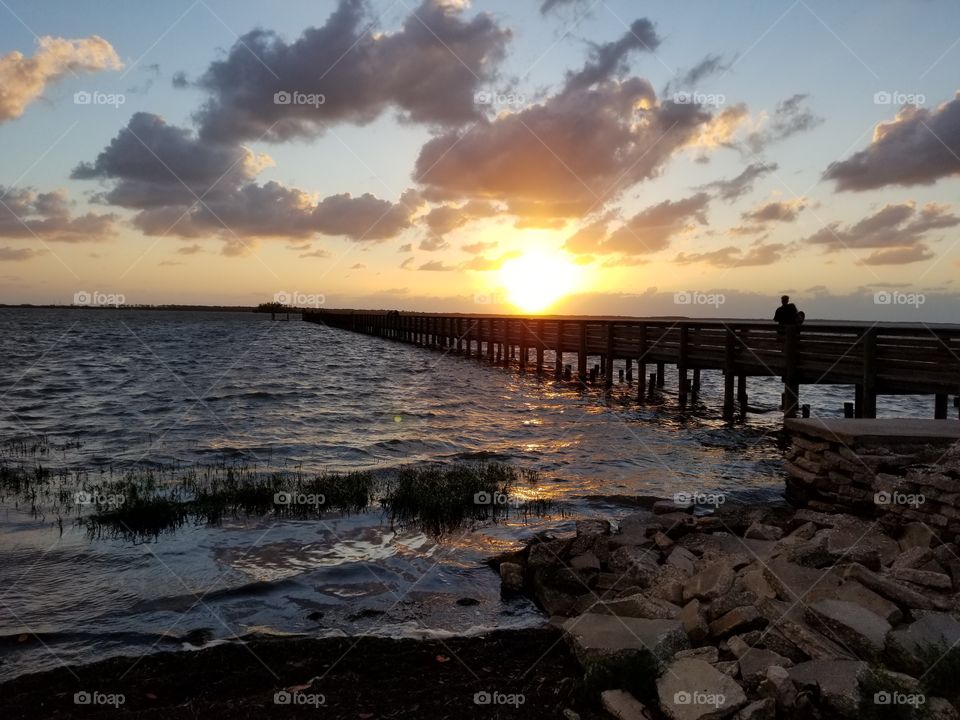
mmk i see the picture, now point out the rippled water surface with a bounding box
[0,308,933,679]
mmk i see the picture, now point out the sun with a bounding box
[498,250,582,313]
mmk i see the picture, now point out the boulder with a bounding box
[709,606,764,639]
[835,579,902,625]
[892,546,934,569]
[899,522,935,552]
[667,547,697,576]
[889,567,953,589]
[744,523,783,541]
[610,546,662,587]
[591,593,682,621]
[676,646,720,663]
[528,538,571,568]
[656,658,747,720]
[734,698,775,720]
[807,599,890,660]
[569,552,601,572]
[679,599,709,643]
[499,562,524,593]
[737,649,793,684]
[713,661,739,678]
[928,697,960,720]
[683,563,736,602]
[887,613,960,675]
[788,660,867,718]
[757,599,854,660]
[738,568,776,601]
[561,613,688,666]
[846,563,951,610]
[758,665,797,711]
[577,518,611,537]
[601,689,654,720]
[762,557,841,604]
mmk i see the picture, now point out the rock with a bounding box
[887,613,960,675]
[578,518,611,537]
[667,547,697,576]
[757,599,854,660]
[737,649,793,684]
[570,552,602,571]
[892,546,934,569]
[676,646,720,663]
[788,660,867,718]
[610,531,655,549]
[713,660,739,678]
[928,697,960,720]
[619,511,657,534]
[499,562,524,593]
[709,607,764,639]
[758,665,797,711]
[835,579,902,625]
[597,573,638,595]
[563,709,581,720]
[610,546,661,587]
[762,557,841,604]
[601,689,653,720]
[822,525,893,570]
[734,698,775,720]
[890,566,953,589]
[533,582,581,616]
[899,522,935,552]
[738,569,776,601]
[654,531,675,550]
[651,576,687,605]
[655,499,691,514]
[679,599,709,643]
[561,614,689,666]
[744,523,783,541]
[592,593,682,621]
[726,635,751,659]
[846,562,950,610]
[528,538,571,568]
[807,599,890,660]
[683,563,736,602]
[656,658,747,720]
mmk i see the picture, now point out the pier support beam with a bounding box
[578,324,588,383]
[935,393,949,419]
[555,321,564,379]
[861,328,878,419]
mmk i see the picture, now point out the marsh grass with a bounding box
[0,459,559,540]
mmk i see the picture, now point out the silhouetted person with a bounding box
[774,295,800,325]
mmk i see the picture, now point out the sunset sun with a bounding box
[498,250,582,313]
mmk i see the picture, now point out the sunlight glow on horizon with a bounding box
[497,249,585,314]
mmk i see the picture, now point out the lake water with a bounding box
[0,308,933,680]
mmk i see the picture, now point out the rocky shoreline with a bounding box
[496,497,960,719]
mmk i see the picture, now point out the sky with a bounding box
[1,0,960,321]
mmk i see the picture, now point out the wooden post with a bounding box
[862,328,878,419]
[564,365,572,381]
[519,321,527,370]
[625,358,633,383]
[604,323,615,389]
[723,328,736,422]
[692,368,701,394]
[737,375,747,418]
[487,320,495,362]
[656,362,665,387]
[648,373,657,400]
[555,321,564,379]
[935,394,948,419]
[845,401,855,418]
[638,325,648,402]
[578,323,588,383]
[536,320,545,374]
[783,324,800,419]
[679,326,690,404]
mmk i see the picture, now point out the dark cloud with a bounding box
[0,246,45,261]
[746,94,823,153]
[564,194,710,256]
[418,260,455,271]
[171,71,188,89]
[803,201,958,263]
[462,240,497,254]
[674,241,792,267]
[699,162,778,202]
[564,19,661,92]
[741,199,806,223]
[176,243,203,255]
[675,54,733,89]
[422,200,500,236]
[539,0,587,13]
[824,93,960,191]
[0,187,116,242]
[194,0,511,143]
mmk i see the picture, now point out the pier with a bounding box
[302,310,960,421]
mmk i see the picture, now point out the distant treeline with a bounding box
[0,304,258,312]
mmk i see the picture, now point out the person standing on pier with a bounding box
[774,295,801,325]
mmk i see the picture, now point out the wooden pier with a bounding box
[302,310,960,421]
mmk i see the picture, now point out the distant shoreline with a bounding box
[0,304,259,313]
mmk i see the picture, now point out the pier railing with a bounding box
[302,310,960,420]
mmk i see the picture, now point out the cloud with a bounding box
[461,249,520,270]
[72,113,416,243]
[700,162,778,201]
[176,243,203,255]
[418,259,455,271]
[350,263,366,269]
[673,54,734,89]
[741,198,806,223]
[803,201,959,263]
[422,200,500,236]
[824,93,960,191]
[194,0,511,143]
[540,0,587,13]
[462,240,497,254]
[300,248,332,258]
[564,19,661,92]
[565,194,710,256]
[746,94,823,153]
[0,246,45,261]
[399,243,413,252]
[674,241,792,267]
[0,187,116,242]
[0,35,121,123]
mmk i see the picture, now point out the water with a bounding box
[0,308,932,680]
